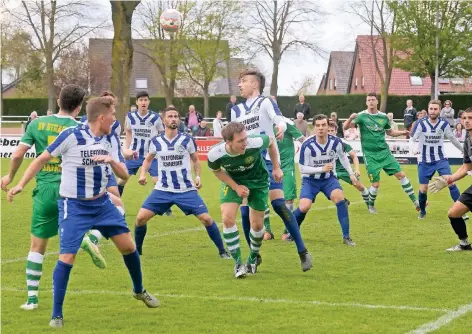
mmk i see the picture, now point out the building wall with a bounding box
[349,51,367,94]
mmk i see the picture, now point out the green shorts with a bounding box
[31,182,60,239]
[337,171,354,185]
[220,183,268,212]
[282,168,297,201]
[364,153,401,183]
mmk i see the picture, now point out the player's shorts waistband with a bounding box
[61,192,109,204]
[418,158,448,165]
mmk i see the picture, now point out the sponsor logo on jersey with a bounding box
[245,156,255,164]
[176,145,186,154]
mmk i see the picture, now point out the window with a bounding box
[329,79,333,90]
[334,78,337,89]
[355,77,358,89]
[136,78,148,89]
[410,76,423,86]
[451,78,465,85]
[361,76,365,88]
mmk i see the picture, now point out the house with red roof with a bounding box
[318,35,472,95]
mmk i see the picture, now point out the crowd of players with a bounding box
[2,69,472,329]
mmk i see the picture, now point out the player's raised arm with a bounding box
[343,113,357,131]
[93,133,128,181]
[261,98,286,139]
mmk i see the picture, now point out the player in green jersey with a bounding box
[343,93,419,213]
[208,122,312,278]
[327,121,370,209]
[1,85,105,310]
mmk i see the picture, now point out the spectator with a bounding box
[456,110,464,126]
[130,104,137,112]
[403,99,417,136]
[294,95,311,120]
[344,123,360,140]
[454,122,466,141]
[46,109,53,116]
[184,105,203,134]
[330,112,344,138]
[25,111,38,131]
[226,95,237,122]
[440,100,455,127]
[294,112,308,136]
[410,109,427,133]
[213,111,224,137]
[195,120,211,137]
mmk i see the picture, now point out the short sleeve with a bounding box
[464,139,471,164]
[155,118,164,132]
[299,140,313,165]
[353,114,362,125]
[46,128,75,157]
[148,138,159,155]
[384,116,391,130]
[260,134,270,150]
[187,137,197,154]
[343,141,353,153]
[125,115,131,130]
[20,119,37,147]
[286,123,303,140]
[207,151,221,171]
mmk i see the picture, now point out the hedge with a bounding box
[3,94,472,119]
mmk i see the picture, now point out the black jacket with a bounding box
[226,102,235,122]
[403,107,417,128]
[294,103,311,120]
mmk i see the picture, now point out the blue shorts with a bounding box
[142,189,208,216]
[106,173,118,188]
[265,159,284,191]
[418,159,452,185]
[300,176,342,201]
[58,194,129,254]
[125,157,158,177]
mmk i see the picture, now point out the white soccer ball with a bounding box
[160,9,182,33]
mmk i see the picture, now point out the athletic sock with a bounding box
[263,208,272,233]
[449,217,468,240]
[272,199,307,252]
[399,177,417,202]
[293,208,307,227]
[205,222,226,254]
[118,184,125,196]
[369,186,378,206]
[418,191,427,214]
[336,200,350,238]
[247,228,264,264]
[134,225,147,255]
[223,225,242,264]
[87,230,103,246]
[449,185,461,202]
[240,206,251,247]
[52,260,73,319]
[123,250,144,294]
[26,252,43,304]
[360,188,370,207]
[286,202,295,212]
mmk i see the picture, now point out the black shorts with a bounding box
[458,185,472,211]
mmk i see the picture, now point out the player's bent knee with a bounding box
[59,253,76,265]
[136,209,154,227]
[197,213,213,226]
[395,172,405,179]
[330,189,345,203]
[30,236,48,254]
[117,178,128,186]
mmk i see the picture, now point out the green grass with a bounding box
[1,159,471,333]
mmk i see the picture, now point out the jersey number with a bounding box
[47,136,60,164]
[222,185,229,196]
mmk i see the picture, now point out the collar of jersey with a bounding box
[135,110,152,122]
[425,118,441,130]
[53,114,76,120]
[84,125,104,141]
[161,133,181,147]
[243,95,263,111]
[313,136,331,153]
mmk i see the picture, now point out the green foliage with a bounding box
[5,94,472,119]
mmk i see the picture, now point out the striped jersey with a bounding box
[47,124,124,199]
[299,134,351,179]
[148,133,197,193]
[80,115,122,137]
[231,95,285,160]
[410,117,463,163]
[125,110,164,158]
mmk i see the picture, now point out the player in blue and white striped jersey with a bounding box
[232,69,309,266]
[117,91,164,196]
[409,99,463,219]
[7,97,159,328]
[134,107,230,259]
[294,114,357,246]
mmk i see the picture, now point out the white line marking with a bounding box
[1,287,450,313]
[407,301,472,333]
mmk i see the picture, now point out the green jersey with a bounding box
[335,139,353,175]
[20,115,78,184]
[208,135,270,189]
[354,110,391,157]
[277,122,303,170]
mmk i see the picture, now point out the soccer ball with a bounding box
[160,9,182,33]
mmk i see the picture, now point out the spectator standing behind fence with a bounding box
[195,120,211,137]
[454,122,466,141]
[25,111,38,131]
[226,95,237,122]
[185,105,203,135]
[344,123,359,140]
[403,99,417,135]
[441,100,455,127]
[46,109,53,116]
[410,109,427,135]
[212,111,224,137]
[294,95,311,120]
[294,112,308,136]
[330,112,344,138]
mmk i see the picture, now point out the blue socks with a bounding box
[449,184,460,202]
[293,208,307,227]
[123,250,143,294]
[134,225,147,255]
[272,199,307,253]
[419,191,427,214]
[240,206,251,247]
[336,200,350,238]
[52,260,73,319]
[118,184,125,196]
[205,222,226,253]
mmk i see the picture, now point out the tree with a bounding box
[389,0,472,98]
[182,0,246,116]
[347,0,398,113]
[1,29,33,82]
[247,0,325,96]
[135,0,194,106]
[6,0,107,111]
[54,44,89,90]
[290,75,316,96]
[110,0,140,124]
